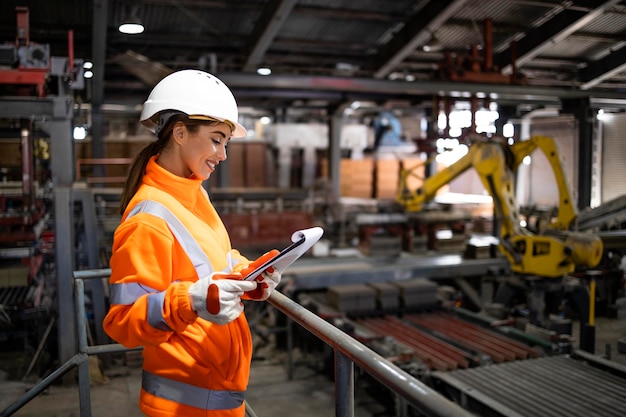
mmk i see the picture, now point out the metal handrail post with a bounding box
[75,278,92,417]
[335,350,354,417]
[287,315,294,380]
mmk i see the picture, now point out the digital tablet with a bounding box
[244,227,324,281]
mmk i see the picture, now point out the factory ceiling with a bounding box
[1,0,626,117]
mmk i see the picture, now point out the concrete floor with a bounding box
[1,317,625,417]
[0,341,386,417]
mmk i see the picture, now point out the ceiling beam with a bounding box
[101,72,626,111]
[579,45,626,90]
[218,72,626,105]
[373,0,470,79]
[243,0,297,72]
[494,0,622,72]
[293,6,400,22]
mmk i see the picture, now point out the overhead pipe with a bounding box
[484,18,493,72]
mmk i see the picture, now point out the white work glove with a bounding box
[240,250,282,301]
[188,272,257,325]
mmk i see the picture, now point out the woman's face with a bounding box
[178,122,232,180]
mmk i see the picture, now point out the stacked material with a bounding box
[368,282,400,312]
[434,232,467,252]
[392,278,438,311]
[327,284,377,314]
[360,235,403,257]
[464,235,499,259]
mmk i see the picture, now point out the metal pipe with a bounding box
[74,268,111,280]
[75,279,92,417]
[335,351,354,417]
[0,353,85,417]
[268,291,474,417]
[22,316,56,382]
[85,344,141,355]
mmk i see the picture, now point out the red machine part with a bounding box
[0,6,50,97]
[436,19,526,85]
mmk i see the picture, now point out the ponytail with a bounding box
[118,114,212,215]
[119,140,164,215]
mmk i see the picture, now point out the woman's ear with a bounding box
[173,124,185,144]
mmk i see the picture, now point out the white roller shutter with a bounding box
[526,116,578,207]
[601,113,626,202]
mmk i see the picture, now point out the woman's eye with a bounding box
[212,138,222,145]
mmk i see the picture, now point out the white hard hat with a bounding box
[140,69,247,138]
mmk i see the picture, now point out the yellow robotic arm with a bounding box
[396,136,603,278]
[509,135,577,230]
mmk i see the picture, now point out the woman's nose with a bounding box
[217,144,227,161]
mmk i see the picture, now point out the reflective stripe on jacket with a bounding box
[103,156,252,417]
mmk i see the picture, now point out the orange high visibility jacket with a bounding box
[103,156,252,417]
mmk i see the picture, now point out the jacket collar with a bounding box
[143,155,204,207]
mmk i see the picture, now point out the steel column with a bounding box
[561,97,593,209]
[40,118,76,373]
[90,0,108,177]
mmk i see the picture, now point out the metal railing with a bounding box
[1,268,473,417]
[0,270,137,417]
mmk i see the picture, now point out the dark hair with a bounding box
[119,114,218,214]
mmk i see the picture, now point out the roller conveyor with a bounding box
[432,354,626,417]
[355,312,540,371]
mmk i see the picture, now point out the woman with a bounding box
[103,69,280,417]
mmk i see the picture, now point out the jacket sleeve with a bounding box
[103,217,198,348]
[229,248,251,274]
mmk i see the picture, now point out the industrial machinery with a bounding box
[396,135,603,278]
[0,5,90,380]
[0,6,50,97]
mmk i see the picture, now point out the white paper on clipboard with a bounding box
[244,227,324,281]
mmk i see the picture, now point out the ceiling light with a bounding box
[256,66,271,76]
[119,15,144,34]
[422,35,443,52]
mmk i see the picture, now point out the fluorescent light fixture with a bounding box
[422,35,443,52]
[256,66,271,76]
[119,15,144,34]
